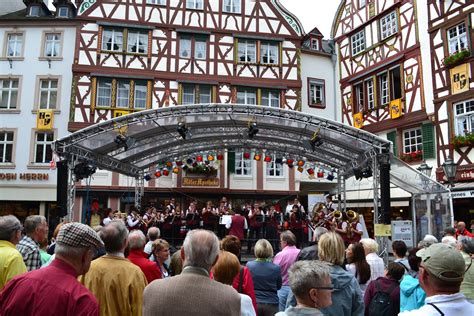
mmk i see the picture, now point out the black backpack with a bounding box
[368,280,398,316]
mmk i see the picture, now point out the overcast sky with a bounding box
[279,0,341,38]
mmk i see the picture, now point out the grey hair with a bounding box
[55,243,90,259]
[128,230,146,250]
[314,227,329,242]
[100,220,128,253]
[459,237,474,255]
[147,227,160,241]
[289,260,331,298]
[24,215,46,235]
[0,215,22,241]
[183,229,220,271]
[361,238,379,253]
[441,236,458,248]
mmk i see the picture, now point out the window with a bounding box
[181,84,212,105]
[403,128,423,154]
[44,33,61,57]
[6,33,23,57]
[389,66,402,100]
[34,132,54,164]
[237,88,256,105]
[378,72,389,106]
[262,90,280,108]
[235,152,252,176]
[28,5,40,17]
[351,30,365,55]
[0,79,19,109]
[116,81,130,108]
[146,0,165,4]
[311,38,319,50]
[359,0,366,8]
[260,42,279,64]
[447,23,468,55]
[223,0,241,13]
[127,30,148,54]
[380,11,398,40]
[102,29,123,52]
[454,99,474,136]
[365,79,375,110]
[238,40,257,63]
[179,35,207,59]
[354,83,364,113]
[187,0,203,9]
[39,79,58,110]
[134,82,147,109]
[309,79,325,106]
[57,7,69,17]
[0,132,14,163]
[266,154,283,177]
[97,79,112,107]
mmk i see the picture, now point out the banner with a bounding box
[353,112,363,129]
[390,98,403,119]
[37,109,54,130]
[450,63,469,94]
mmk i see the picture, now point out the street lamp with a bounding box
[417,161,433,187]
[442,157,457,187]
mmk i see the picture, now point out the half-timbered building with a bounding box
[331,0,435,220]
[69,0,309,216]
[428,0,474,224]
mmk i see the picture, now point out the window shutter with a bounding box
[227,151,235,174]
[387,131,397,155]
[422,123,435,159]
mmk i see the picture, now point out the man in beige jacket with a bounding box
[143,229,241,316]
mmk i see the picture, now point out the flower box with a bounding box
[186,164,218,177]
[452,133,474,150]
[400,150,423,163]
[442,49,470,68]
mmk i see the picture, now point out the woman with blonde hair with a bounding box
[152,239,171,278]
[318,232,364,316]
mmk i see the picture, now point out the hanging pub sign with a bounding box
[353,112,363,129]
[37,109,54,130]
[450,63,469,94]
[182,177,220,187]
[390,99,403,119]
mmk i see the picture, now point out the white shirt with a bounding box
[399,293,474,316]
[127,215,139,227]
[239,293,256,316]
[225,215,248,230]
[103,217,112,226]
[346,263,368,297]
[144,240,155,261]
[366,252,385,281]
[341,222,363,232]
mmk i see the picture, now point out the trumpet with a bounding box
[347,210,359,223]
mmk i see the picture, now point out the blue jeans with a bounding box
[277,285,290,311]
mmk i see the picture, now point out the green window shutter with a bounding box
[422,123,435,159]
[387,131,397,155]
[227,151,235,174]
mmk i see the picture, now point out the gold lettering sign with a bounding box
[182,177,220,187]
[390,99,403,119]
[451,63,469,94]
[37,109,54,130]
[0,173,49,181]
[353,112,363,129]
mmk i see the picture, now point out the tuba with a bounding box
[332,210,342,221]
[346,210,358,239]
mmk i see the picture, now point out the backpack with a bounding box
[368,280,398,316]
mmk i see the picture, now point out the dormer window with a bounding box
[57,7,69,18]
[311,38,319,50]
[28,5,40,17]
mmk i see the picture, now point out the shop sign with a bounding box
[451,190,474,199]
[0,173,49,181]
[450,63,469,94]
[391,220,413,248]
[436,166,474,182]
[182,177,219,187]
[37,109,54,130]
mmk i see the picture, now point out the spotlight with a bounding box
[248,122,259,139]
[217,154,224,161]
[196,155,203,162]
[309,129,323,151]
[154,170,162,178]
[177,122,190,140]
[353,166,372,180]
[287,159,294,165]
[362,166,372,178]
[275,157,283,164]
[297,166,304,173]
[326,172,335,181]
[254,153,261,161]
[144,174,152,181]
[243,152,251,159]
[176,161,183,166]
[207,154,215,161]
[73,161,96,180]
[186,158,194,165]
[297,160,305,167]
[172,167,180,174]
[317,170,324,178]
[114,134,135,151]
[353,167,363,180]
[163,168,170,176]
[166,161,173,168]
[307,168,315,175]
[264,155,272,162]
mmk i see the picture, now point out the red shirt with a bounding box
[0,258,99,316]
[229,215,246,240]
[232,266,257,312]
[127,249,162,283]
[455,229,474,239]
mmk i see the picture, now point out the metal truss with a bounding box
[135,173,144,212]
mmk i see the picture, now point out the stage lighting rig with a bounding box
[114,134,135,151]
[177,122,190,140]
[73,161,96,180]
[310,128,323,150]
[248,122,259,139]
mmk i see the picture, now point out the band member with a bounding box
[247,205,263,254]
[289,204,304,248]
[143,207,155,228]
[217,198,231,238]
[267,205,282,251]
[225,207,248,242]
[333,211,352,246]
[325,194,335,212]
[170,205,182,245]
[202,201,219,231]
[292,198,306,215]
[184,202,200,231]
[166,198,176,212]
[102,208,114,226]
[342,210,363,244]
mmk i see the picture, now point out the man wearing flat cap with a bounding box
[399,243,474,315]
[0,222,103,316]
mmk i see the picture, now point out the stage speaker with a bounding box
[56,161,68,218]
[380,158,391,224]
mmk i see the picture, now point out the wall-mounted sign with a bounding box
[452,190,474,199]
[353,112,363,129]
[450,63,469,94]
[390,99,403,119]
[182,177,219,187]
[0,173,49,181]
[436,165,474,182]
[37,109,54,130]
[391,220,413,248]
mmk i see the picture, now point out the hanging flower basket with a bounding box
[186,164,218,177]
[452,133,474,150]
[400,150,423,163]
[442,49,470,68]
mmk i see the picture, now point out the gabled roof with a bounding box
[307,27,323,37]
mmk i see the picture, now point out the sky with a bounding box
[279,0,341,38]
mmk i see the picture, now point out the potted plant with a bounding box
[442,49,470,68]
[400,150,423,163]
[186,164,218,177]
[452,133,474,149]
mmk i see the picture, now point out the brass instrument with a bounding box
[346,210,358,239]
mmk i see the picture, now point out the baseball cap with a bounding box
[416,243,465,282]
[56,222,104,250]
